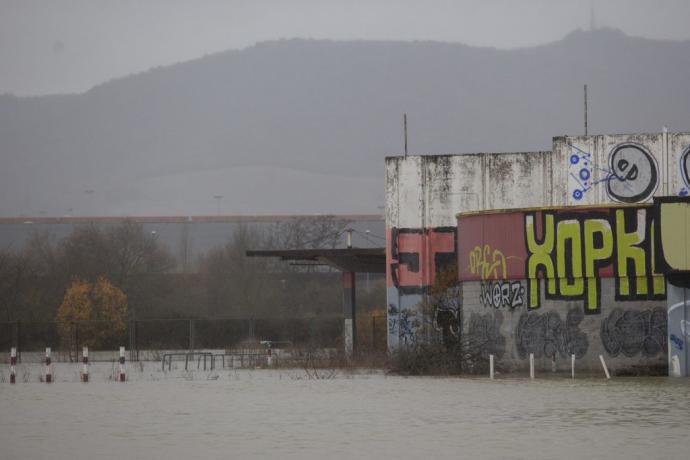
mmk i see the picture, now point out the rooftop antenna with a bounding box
[589,1,597,31]
[403,113,408,157]
[585,85,587,136]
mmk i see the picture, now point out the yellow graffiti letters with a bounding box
[615,209,647,296]
[556,219,583,296]
[583,219,613,312]
[468,244,507,280]
[525,214,556,308]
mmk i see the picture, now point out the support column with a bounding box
[342,271,356,356]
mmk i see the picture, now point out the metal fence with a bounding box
[0,313,388,362]
[0,317,344,362]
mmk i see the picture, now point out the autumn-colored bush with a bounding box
[56,277,128,353]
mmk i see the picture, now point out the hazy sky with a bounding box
[2,0,690,96]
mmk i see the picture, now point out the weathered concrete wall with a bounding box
[385,151,551,347]
[385,132,690,370]
[555,132,690,206]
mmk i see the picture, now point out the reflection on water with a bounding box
[1,368,689,460]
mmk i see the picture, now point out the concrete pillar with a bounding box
[342,272,356,356]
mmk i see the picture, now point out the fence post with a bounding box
[82,347,89,382]
[10,347,16,384]
[571,354,575,379]
[599,355,611,379]
[119,346,126,382]
[529,353,535,379]
[372,316,376,351]
[188,319,194,351]
[45,347,52,383]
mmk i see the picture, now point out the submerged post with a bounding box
[82,347,89,383]
[529,353,535,379]
[45,347,52,383]
[599,355,611,379]
[571,354,575,379]
[342,272,356,356]
[119,347,126,382]
[489,354,494,379]
[9,347,16,384]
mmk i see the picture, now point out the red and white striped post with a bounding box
[45,347,52,383]
[81,347,89,383]
[118,346,126,382]
[9,347,17,384]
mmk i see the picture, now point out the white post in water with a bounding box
[45,347,52,383]
[82,347,89,383]
[489,354,494,379]
[571,354,575,379]
[529,353,535,379]
[599,355,611,379]
[10,347,17,384]
[118,347,126,382]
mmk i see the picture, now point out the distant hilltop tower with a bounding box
[589,1,597,31]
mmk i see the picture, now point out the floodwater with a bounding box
[1,364,689,460]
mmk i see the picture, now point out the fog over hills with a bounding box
[1,28,689,217]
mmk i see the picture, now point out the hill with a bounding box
[1,28,689,216]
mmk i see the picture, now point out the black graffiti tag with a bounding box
[468,311,506,360]
[606,143,658,203]
[515,309,589,359]
[480,281,525,309]
[600,307,667,357]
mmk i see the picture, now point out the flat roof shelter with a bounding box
[246,248,385,355]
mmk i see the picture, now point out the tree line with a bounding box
[0,217,385,324]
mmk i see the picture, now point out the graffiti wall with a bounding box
[385,152,553,348]
[555,132,690,205]
[385,132,690,370]
[457,198,690,374]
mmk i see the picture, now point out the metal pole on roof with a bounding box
[403,113,408,157]
[585,85,587,136]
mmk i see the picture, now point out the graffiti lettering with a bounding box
[467,311,506,359]
[568,143,659,204]
[434,307,461,348]
[525,208,665,313]
[515,309,588,359]
[607,143,658,203]
[600,307,667,357]
[468,245,507,280]
[388,227,456,294]
[480,280,525,309]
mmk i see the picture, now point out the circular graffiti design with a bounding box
[572,189,583,201]
[680,146,690,189]
[606,143,658,203]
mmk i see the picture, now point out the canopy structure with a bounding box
[246,248,386,273]
[246,247,386,355]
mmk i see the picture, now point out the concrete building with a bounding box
[385,131,690,375]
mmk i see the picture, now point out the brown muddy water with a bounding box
[0,364,689,459]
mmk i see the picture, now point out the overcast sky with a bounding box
[2,0,690,96]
